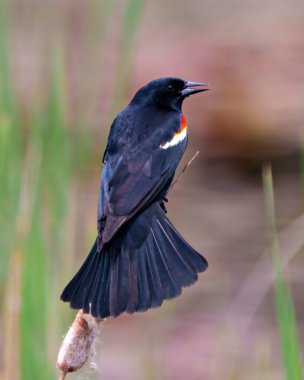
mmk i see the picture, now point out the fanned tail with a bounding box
[61,204,208,318]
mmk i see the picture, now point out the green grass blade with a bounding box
[20,217,53,380]
[44,51,70,244]
[300,138,304,211]
[263,164,303,380]
[0,0,22,283]
[19,108,54,380]
[112,0,146,112]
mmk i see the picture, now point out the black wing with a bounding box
[97,105,187,243]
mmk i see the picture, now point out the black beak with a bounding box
[181,81,209,97]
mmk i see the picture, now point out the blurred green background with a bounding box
[0,0,304,379]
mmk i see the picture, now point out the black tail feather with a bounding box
[96,252,111,317]
[145,244,164,307]
[81,250,103,313]
[90,252,107,316]
[126,252,138,313]
[62,240,99,310]
[119,248,132,313]
[150,228,181,299]
[164,218,207,271]
[155,218,198,286]
[61,204,208,318]
[137,247,151,311]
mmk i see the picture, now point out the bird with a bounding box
[61,77,209,318]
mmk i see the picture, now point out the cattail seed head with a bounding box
[57,310,103,378]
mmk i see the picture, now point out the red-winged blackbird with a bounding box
[61,77,209,318]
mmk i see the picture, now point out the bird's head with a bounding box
[130,77,209,111]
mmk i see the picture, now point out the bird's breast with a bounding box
[160,114,188,150]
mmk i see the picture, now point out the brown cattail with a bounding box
[57,310,103,379]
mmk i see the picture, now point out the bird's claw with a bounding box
[160,197,168,213]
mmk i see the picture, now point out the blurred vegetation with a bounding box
[0,0,145,378]
[263,165,303,380]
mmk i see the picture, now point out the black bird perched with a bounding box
[61,77,209,318]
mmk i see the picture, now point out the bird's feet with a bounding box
[160,196,168,214]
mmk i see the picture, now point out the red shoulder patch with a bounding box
[181,114,187,131]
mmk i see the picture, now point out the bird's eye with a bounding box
[167,84,174,91]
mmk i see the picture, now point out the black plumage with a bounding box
[61,77,209,318]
